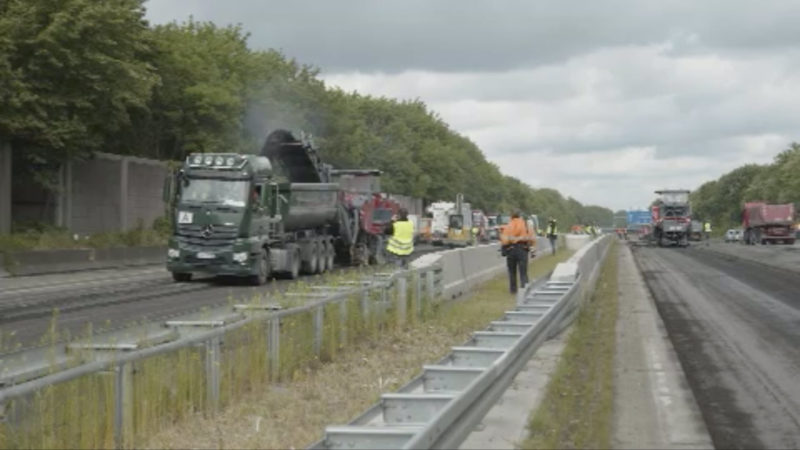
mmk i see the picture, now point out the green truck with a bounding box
[164,130,355,285]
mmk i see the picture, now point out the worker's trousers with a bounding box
[506,245,529,294]
[548,235,557,255]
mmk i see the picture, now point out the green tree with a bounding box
[0,0,158,165]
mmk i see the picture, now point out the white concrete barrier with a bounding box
[565,234,591,251]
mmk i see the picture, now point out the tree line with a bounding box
[691,143,800,229]
[0,0,612,227]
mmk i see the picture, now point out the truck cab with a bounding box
[166,153,279,284]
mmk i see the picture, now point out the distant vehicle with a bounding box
[652,189,691,247]
[742,202,796,245]
[725,229,743,243]
[471,210,490,243]
[427,201,455,246]
[487,215,499,240]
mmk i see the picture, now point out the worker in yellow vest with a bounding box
[385,208,415,268]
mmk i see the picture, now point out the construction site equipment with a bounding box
[165,129,392,284]
[471,210,490,243]
[651,189,691,247]
[427,202,455,246]
[445,193,474,247]
[742,202,796,245]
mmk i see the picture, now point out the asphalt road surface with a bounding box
[633,245,800,449]
[1,244,439,350]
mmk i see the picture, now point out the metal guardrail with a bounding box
[311,236,613,450]
[0,263,443,449]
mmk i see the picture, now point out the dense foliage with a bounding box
[691,143,800,229]
[0,0,612,226]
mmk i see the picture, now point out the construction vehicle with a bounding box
[418,216,433,244]
[689,220,704,241]
[427,201,455,246]
[444,193,474,247]
[651,189,691,247]
[471,210,490,243]
[165,129,390,284]
[742,202,796,245]
[329,169,400,265]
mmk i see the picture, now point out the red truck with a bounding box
[742,202,796,245]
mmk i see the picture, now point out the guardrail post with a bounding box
[426,270,435,301]
[360,289,370,321]
[268,318,280,378]
[113,362,133,449]
[205,337,221,415]
[339,300,347,345]
[313,305,323,356]
[396,276,407,326]
[415,272,423,318]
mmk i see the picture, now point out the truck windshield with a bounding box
[660,192,689,204]
[180,179,249,207]
[497,214,511,225]
[449,215,464,229]
[663,206,687,217]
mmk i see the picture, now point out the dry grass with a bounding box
[142,250,574,450]
[521,242,618,450]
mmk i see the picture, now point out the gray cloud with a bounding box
[144,0,800,209]
[146,0,800,73]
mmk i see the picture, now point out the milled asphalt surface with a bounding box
[633,244,800,449]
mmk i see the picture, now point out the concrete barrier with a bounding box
[565,234,591,251]
[3,246,167,276]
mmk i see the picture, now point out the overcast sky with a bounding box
[145,0,800,211]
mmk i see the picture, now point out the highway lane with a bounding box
[633,245,800,449]
[0,244,440,350]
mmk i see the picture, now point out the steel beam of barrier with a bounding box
[311,236,613,450]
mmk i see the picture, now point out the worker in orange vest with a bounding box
[501,211,534,294]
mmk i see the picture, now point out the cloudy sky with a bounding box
[145,0,800,211]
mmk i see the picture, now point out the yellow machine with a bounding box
[445,193,475,247]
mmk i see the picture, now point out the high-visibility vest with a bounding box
[547,223,558,236]
[387,220,414,256]
[704,222,712,232]
[500,218,531,245]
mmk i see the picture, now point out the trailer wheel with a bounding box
[324,240,335,271]
[288,248,301,279]
[303,242,319,274]
[250,248,270,286]
[314,241,325,274]
[172,272,192,282]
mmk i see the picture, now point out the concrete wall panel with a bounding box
[70,157,122,234]
[126,161,168,230]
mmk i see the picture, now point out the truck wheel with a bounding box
[172,272,192,282]
[314,242,325,274]
[324,241,335,271]
[303,243,319,274]
[250,248,270,286]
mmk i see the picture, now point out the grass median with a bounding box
[521,241,618,449]
[141,249,574,449]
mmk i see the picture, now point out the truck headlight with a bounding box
[233,252,248,263]
[168,248,180,259]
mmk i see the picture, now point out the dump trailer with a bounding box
[652,189,691,247]
[166,129,374,284]
[165,152,340,285]
[742,202,796,245]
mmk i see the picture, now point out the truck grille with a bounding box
[177,224,238,246]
